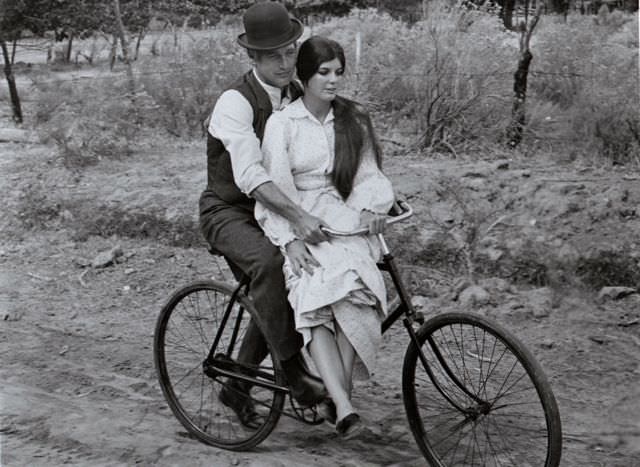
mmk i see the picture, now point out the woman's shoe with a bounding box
[335,413,363,440]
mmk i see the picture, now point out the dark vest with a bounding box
[200,71,303,213]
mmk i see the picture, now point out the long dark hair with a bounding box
[297,36,382,200]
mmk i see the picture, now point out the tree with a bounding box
[501,0,543,148]
[0,0,33,123]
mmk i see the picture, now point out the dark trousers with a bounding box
[199,193,302,363]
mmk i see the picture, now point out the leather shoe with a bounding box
[280,353,327,407]
[219,382,263,430]
[336,413,363,439]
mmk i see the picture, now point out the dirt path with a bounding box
[2,137,640,466]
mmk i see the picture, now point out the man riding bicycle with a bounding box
[199,2,328,428]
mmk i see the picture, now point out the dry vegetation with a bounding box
[2,4,640,466]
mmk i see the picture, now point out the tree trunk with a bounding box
[10,38,17,64]
[65,32,74,63]
[507,50,533,147]
[501,0,541,149]
[113,0,131,65]
[133,28,145,61]
[1,40,23,123]
[112,0,139,122]
[109,34,117,70]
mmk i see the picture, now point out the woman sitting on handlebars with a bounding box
[255,36,395,439]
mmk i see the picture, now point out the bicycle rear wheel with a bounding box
[154,280,286,450]
[402,312,562,467]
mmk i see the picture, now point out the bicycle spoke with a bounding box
[404,314,560,467]
[155,283,286,450]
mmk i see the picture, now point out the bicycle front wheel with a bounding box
[402,312,562,467]
[154,280,286,451]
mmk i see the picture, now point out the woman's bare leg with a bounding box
[308,326,355,421]
[335,321,356,398]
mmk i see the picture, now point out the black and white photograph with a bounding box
[1,0,639,465]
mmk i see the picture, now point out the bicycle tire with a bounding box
[154,280,286,450]
[402,312,562,467]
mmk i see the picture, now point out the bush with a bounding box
[29,6,639,165]
[138,28,248,137]
[33,75,140,168]
[313,6,514,152]
[528,13,639,163]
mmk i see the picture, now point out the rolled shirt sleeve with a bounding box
[208,89,272,195]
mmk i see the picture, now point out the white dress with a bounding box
[255,98,395,376]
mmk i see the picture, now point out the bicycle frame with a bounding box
[204,202,488,413]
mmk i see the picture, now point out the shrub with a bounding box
[138,28,248,137]
[527,13,639,163]
[33,75,140,168]
[313,6,514,153]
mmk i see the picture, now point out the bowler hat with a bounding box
[237,2,303,51]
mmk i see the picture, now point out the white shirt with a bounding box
[255,98,394,247]
[207,69,292,196]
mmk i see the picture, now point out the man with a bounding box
[199,2,328,428]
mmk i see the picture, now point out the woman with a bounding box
[255,36,395,439]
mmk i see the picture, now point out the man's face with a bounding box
[253,43,297,89]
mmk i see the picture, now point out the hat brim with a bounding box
[237,18,304,51]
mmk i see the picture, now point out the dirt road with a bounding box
[2,137,640,466]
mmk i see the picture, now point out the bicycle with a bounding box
[153,200,562,466]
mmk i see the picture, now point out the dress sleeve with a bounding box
[254,114,299,248]
[346,128,395,215]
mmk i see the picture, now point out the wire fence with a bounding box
[5,16,637,158]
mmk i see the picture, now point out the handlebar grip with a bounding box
[321,200,414,237]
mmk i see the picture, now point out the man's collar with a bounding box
[252,69,284,105]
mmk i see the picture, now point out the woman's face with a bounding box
[305,58,344,102]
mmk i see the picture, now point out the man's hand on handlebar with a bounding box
[360,210,387,235]
[285,239,320,276]
[291,212,328,244]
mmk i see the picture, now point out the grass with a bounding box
[5,4,639,291]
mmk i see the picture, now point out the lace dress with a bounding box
[255,98,395,376]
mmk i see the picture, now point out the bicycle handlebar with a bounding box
[321,200,414,237]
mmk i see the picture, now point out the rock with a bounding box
[494,159,510,170]
[480,246,504,262]
[411,295,429,310]
[478,277,512,294]
[73,257,91,268]
[91,246,124,268]
[598,286,637,301]
[459,286,490,307]
[522,287,553,318]
[0,128,37,143]
[461,167,489,178]
[540,339,555,349]
[589,335,611,345]
[3,310,23,321]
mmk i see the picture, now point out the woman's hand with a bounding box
[360,209,387,234]
[285,239,320,276]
